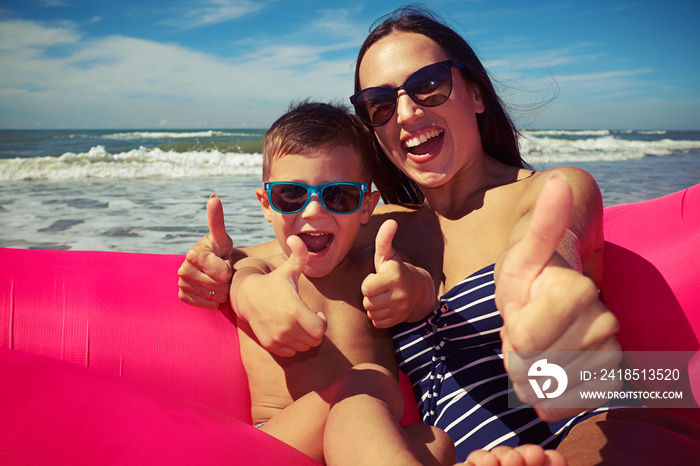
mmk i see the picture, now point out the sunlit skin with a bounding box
[257,146,373,278]
[358,32,490,196]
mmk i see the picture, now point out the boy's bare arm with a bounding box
[361,220,438,328]
[231,236,328,357]
[230,256,275,309]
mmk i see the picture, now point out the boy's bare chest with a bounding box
[281,300,393,393]
[243,274,396,423]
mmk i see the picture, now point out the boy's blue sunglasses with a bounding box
[264,181,368,215]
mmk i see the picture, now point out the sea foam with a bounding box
[102,130,259,140]
[0,145,263,181]
[520,131,700,164]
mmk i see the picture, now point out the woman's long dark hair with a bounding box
[355,6,525,204]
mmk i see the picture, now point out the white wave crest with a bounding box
[520,135,700,164]
[0,145,263,181]
[102,130,260,140]
[522,129,611,137]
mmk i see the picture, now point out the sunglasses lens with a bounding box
[354,87,396,126]
[405,64,453,107]
[269,184,308,213]
[322,184,363,213]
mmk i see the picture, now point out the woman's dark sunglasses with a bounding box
[264,181,368,215]
[350,60,468,127]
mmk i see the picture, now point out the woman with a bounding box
[178,7,700,464]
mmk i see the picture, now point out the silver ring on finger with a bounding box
[206,290,215,301]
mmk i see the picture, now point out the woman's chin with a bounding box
[405,169,451,190]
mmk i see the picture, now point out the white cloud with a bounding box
[0,19,81,52]
[0,18,355,128]
[552,69,655,99]
[555,69,655,83]
[526,96,700,130]
[163,0,272,28]
[38,0,72,7]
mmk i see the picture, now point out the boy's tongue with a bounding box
[299,233,333,253]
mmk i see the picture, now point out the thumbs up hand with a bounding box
[495,173,621,421]
[178,194,241,309]
[361,220,437,328]
[277,235,309,292]
[232,235,327,357]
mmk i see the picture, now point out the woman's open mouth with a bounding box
[403,128,444,156]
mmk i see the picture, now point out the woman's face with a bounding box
[358,31,486,189]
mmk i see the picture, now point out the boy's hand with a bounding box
[238,236,327,357]
[495,175,621,421]
[178,194,239,309]
[362,220,435,328]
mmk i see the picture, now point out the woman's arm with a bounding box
[498,167,604,282]
[494,171,621,422]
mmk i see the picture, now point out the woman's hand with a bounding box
[495,174,622,422]
[178,194,241,310]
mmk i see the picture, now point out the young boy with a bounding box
[230,101,454,466]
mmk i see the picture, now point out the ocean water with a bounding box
[1,129,699,254]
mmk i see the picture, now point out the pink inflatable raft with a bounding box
[1,184,699,465]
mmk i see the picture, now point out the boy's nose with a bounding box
[301,194,329,218]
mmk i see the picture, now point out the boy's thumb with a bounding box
[281,235,309,284]
[374,219,399,272]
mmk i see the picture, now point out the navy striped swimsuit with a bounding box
[392,264,618,458]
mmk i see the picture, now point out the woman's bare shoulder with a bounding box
[373,202,434,224]
[532,166,598,191]
[517,166,600,208]
[518,166,604,270]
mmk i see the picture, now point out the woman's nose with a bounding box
[395,90,423,126]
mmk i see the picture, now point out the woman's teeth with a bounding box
[404,128,443,149]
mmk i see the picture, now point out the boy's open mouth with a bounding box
[298,232,334,253]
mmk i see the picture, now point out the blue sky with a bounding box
[1,0,698,130]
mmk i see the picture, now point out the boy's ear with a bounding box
[256,187,274,223]
[360,190,381,224]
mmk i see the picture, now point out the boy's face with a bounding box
[257,145,379,278]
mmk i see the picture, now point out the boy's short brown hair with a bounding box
[262,100,374,183]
